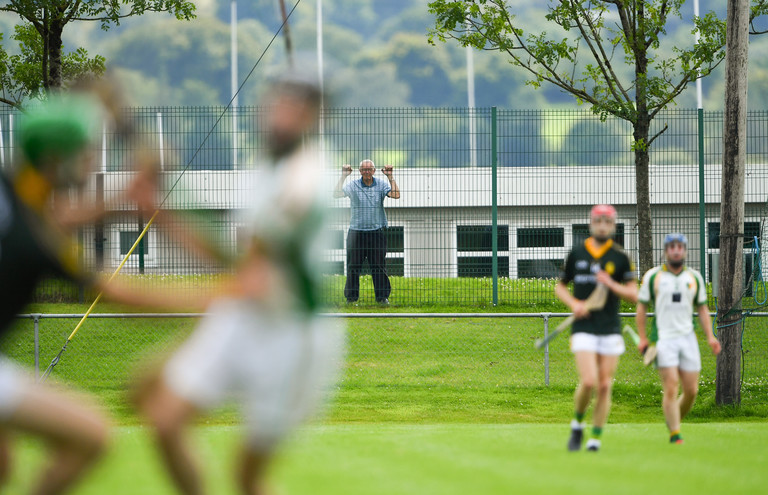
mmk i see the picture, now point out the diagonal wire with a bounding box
[39,0,304,382]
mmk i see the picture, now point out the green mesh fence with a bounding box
[0,107,767,307]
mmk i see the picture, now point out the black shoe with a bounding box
[586,439,601,452]
[377,298,390,306]
[568,428,584,452]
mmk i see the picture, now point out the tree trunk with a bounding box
[634,138,653,275]
[47,22,64,89]
[716,0,750,406]
[633,5,653,276]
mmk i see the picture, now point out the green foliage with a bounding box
[427,0,744,125]
[0,23,106,106]
[0,0,196,106]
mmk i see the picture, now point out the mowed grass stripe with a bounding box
[4,307,768,423]
[9,424,768,495]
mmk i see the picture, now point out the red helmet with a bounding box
[590,204,617,220]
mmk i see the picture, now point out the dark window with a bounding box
[385,257,405,277]
[517,227,564,248]
[708,253,755,297]
[384,226,404,253]
[573,223,625,246]
[457,225,509,252]
[708,222,760,249]
[457,256,510,278]
[120,231,148,256]
[517,259,562,279]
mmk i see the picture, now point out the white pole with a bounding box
[317,0,324,99]
[317,0,325,167]
[156,112,165,171]
[231,1,239,169]
[466,26,477,168]
[694,0,703,109]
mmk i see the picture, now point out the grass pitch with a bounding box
[9,423,768,495]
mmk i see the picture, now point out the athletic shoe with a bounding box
[567,425,584,452]
[377,298,390,306]
[670,436,684,445]
[586,439,601,452]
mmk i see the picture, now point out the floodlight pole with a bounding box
[231,1,239,169]
[466,22,477,168]
[695,0,707,279]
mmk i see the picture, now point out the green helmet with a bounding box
[18,94,103,185]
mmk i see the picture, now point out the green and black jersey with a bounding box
[0,175,90,335]
[560,238,636,336]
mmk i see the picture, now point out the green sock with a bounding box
[591,426,603,439]
[670,430,682,442]
[574,411,585,422]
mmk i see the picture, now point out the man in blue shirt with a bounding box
[334,159,400,304]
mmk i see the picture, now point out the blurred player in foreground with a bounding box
[0,90,159,494]
[636,233,720,444]
[555,204,637,452]
[134,70,344,495]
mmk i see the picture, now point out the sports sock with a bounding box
[670,430,682,443]
[591,426,603,439]
[574,411,585,422]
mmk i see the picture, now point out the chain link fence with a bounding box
[1,107,766,307]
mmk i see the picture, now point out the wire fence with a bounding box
[1,107,767,306]
[3,312,767,419]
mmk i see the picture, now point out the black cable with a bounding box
[159,0,304,208]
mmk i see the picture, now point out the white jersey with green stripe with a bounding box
[240,141,333,315]
[638,264,708,340]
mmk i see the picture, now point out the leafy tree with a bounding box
[0,24,105,108]
[428,0,768,273]
[0,0,196,107]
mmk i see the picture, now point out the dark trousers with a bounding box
[344,229,391,302]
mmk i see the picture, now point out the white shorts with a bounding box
[0,355,26,420]
[570,333,626,356]
[163,299,345,450]
[656,332,701,372]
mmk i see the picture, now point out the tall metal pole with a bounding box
[317,0,325,166]
[231,1,239,169]
[466,28,477,168]
[317,0,324,104]
[695,0,706,277]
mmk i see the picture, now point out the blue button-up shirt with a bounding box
[342,177,391,230]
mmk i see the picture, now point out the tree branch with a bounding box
[570,2,632,106]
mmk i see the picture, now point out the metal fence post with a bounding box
[698,107,706,278]
[491,106,498,305]
[33,314,40,380]
[542,313,550,386]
